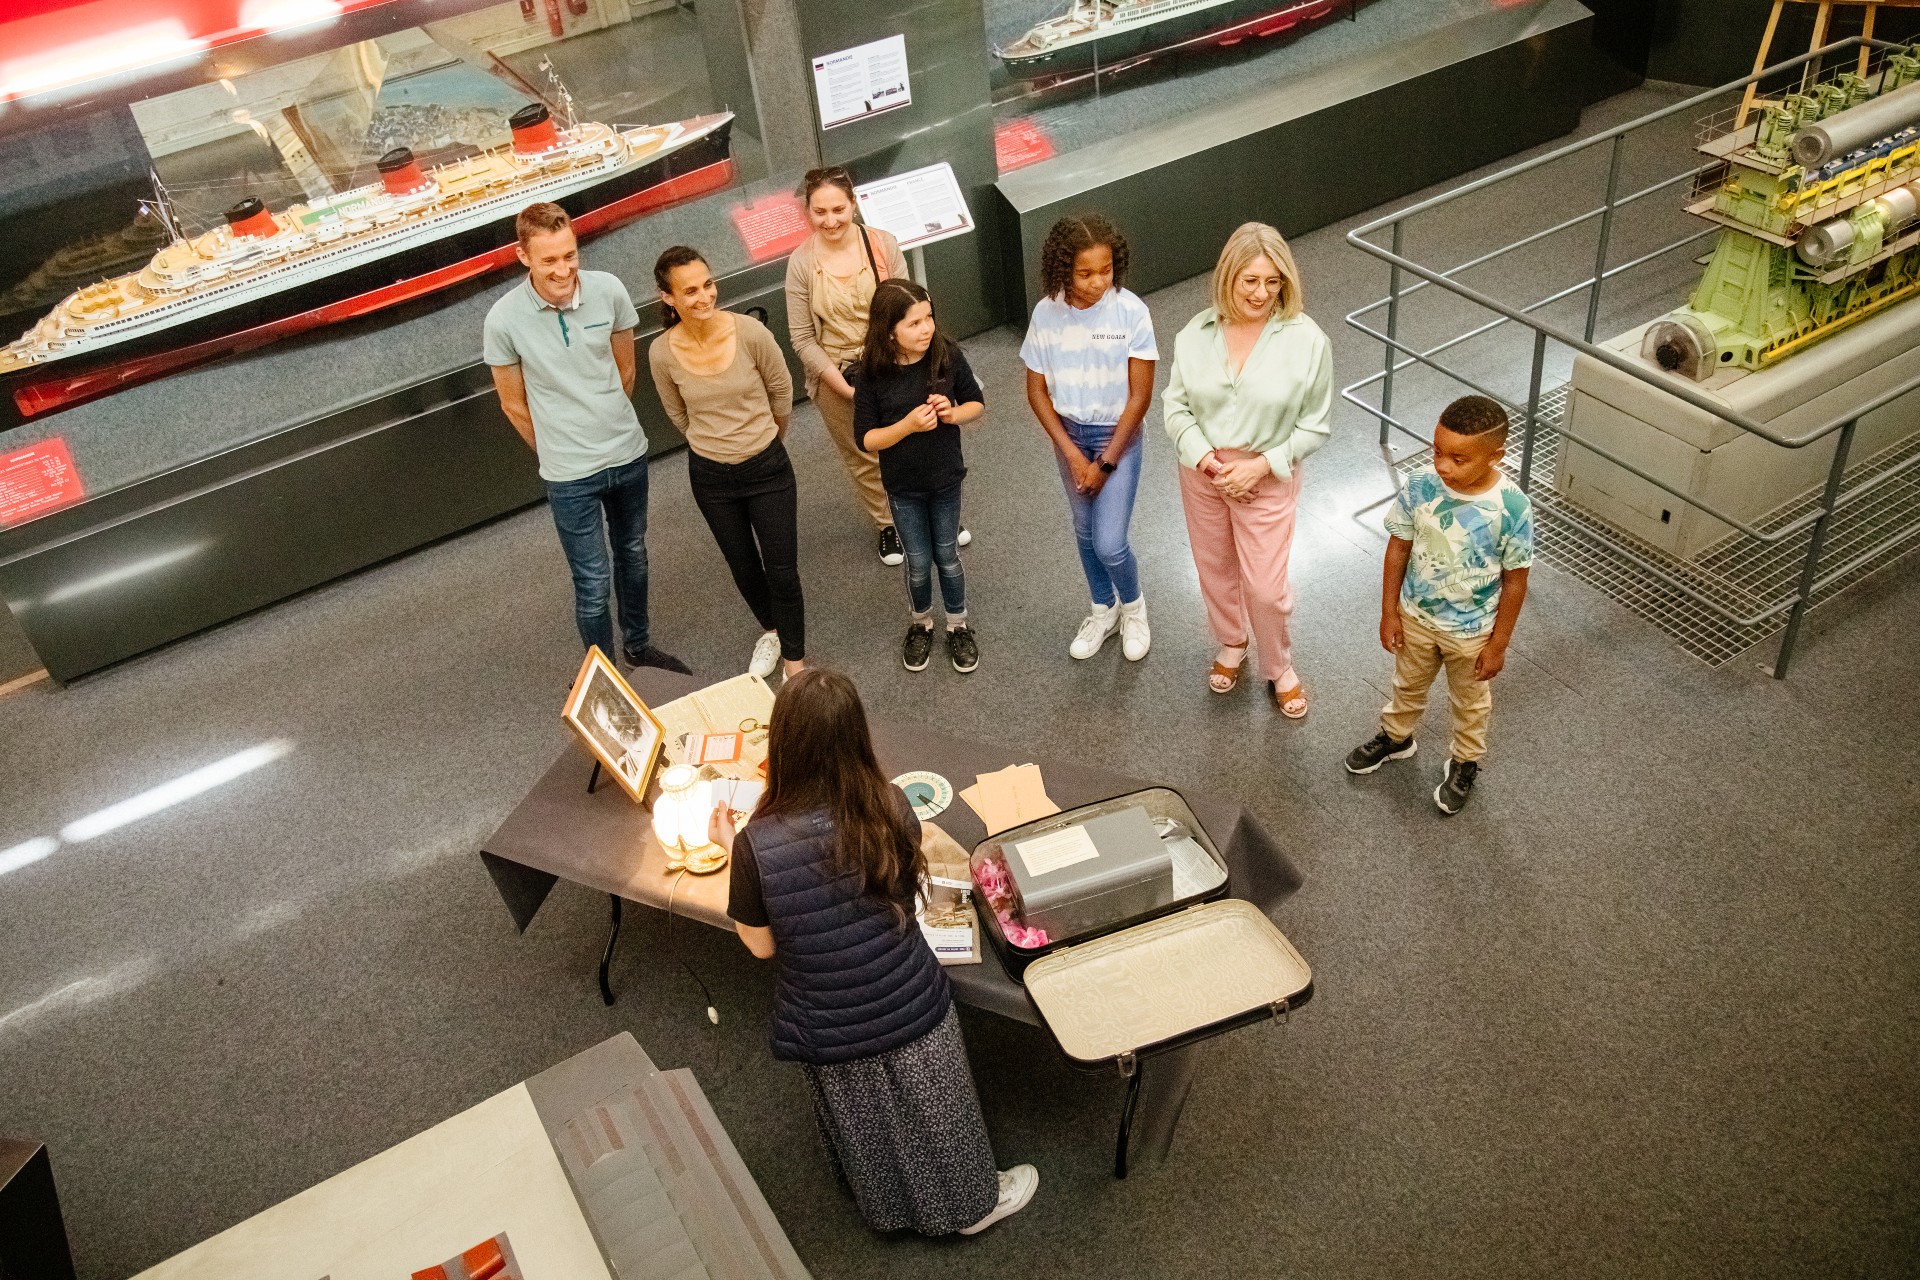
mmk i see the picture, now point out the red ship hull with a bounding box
[3,122,735,427]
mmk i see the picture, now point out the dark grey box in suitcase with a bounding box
[1003,805,1174,940]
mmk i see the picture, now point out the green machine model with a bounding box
[1646,47,1920,378]
[1561,49,1920,559]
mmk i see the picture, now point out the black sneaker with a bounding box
[879,526,905,566]
[1434,759,1479,815]
[627,645,692,675]
[1345,730,1417,775]
[947,626,979,673]
[902,623,934,672]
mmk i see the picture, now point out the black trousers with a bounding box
[688,439,806,661]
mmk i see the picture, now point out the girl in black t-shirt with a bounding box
[854,280,986,674]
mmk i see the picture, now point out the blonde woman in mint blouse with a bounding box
[1163,221,1332,718]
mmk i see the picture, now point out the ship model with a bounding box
[1645,45,1920,379]
[997,0,1340,83]
[0,99,734,425]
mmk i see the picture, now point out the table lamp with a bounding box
[652,764,727,874]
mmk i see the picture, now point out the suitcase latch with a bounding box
[1116,1049,1137,1078]
[1269,997,1291,1024]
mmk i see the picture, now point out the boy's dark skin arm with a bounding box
[1380,536,1412,652]
[1473,567,1529,680]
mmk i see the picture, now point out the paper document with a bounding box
[1012,825,1100,878]
[959,763,1059,836]
[655,675,774,777]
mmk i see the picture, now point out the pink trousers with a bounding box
[1177,463,1304,684]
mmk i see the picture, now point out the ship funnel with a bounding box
[510,103,560,155]
[224,197,279,239]
[377,147,429,195]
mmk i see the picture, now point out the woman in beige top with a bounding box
[650,245,804,680]
[785,166,911,565]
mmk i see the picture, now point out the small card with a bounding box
[1012,824,1099,878]
[686,732,743,765]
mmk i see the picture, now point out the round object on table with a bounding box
[892,770,952,820]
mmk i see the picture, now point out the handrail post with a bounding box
[1518,329,1548,490]
[1381,220,1404,447]
[1586,133,1626,343]
[1772,417,1857,679]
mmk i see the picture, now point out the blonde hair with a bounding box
[1210,222,1304,323]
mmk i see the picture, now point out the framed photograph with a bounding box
[562,648,665,803]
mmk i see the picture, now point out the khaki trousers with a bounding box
[814,382,893,530]
[1379,609,1493,762]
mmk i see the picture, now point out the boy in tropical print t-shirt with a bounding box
[1345,395,1533,815]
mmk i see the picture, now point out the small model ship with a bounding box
[998,0,1338,83]
[0,101,735,424]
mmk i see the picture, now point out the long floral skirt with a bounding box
[801,1004,1000,1235]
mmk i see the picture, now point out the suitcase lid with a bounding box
[1022,899,1312,1068]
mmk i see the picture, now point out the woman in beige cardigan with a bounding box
[786,166,912,565]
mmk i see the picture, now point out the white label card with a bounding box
[853,162,974,252]
[811,34,912,130]
[1013,825,1100,878]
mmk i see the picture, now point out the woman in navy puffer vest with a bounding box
[713,668,1037,1236]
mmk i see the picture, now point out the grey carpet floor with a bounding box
[2,84,1917,1279]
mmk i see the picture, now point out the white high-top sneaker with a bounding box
[1069,603,1118,659]
[1118,594,1150,661]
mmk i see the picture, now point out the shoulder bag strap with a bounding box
[860,224,886,281]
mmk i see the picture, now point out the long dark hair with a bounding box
[1039,213,1131,301]
[653,244,706,329]
[858,278,952,386]
[757,669,923,923]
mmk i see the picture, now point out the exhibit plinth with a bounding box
[992,0,1630,308]
[1560,299,1920,558]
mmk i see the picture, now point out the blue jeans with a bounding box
[1052,419,1143,606]
[547,454,651,663]
[888,482,966,620]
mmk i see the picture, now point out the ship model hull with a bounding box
[999,0,1337,82]
[0,116,734,429]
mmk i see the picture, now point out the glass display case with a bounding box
[0,0,808,505]
[987,0,1507,173]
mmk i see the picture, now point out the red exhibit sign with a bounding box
[0,437,85,527]
[995,117,1055,174]
[729,193,812,263]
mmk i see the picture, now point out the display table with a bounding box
[480,668,1305,1174]
[0,1140,76,1280]
[133,1033,807,1280]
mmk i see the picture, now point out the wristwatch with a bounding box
[1096,458,1117,474]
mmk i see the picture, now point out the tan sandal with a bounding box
[1270,679,1308,719]
[1209,642,1249,694]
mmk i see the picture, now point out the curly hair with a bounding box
[1438,395,1511,444]
[1039,213,1131,301]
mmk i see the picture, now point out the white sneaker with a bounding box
[957,527,973,547]
[1119,596,1150,661]
[1069,604,1118,659]
[958,1164,1038,1235]
[747,630,781,679]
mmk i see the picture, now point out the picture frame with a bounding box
[561,647,665,803]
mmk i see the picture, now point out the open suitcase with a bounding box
[969,787,1313,1176]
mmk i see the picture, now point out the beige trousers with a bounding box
[1379,609,1493,762]
[814,382,893,530]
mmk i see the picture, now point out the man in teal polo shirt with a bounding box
[486,202,689,674]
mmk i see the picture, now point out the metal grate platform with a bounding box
[1390,386,1920,667]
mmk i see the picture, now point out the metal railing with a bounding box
[1343,36,1920,678]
